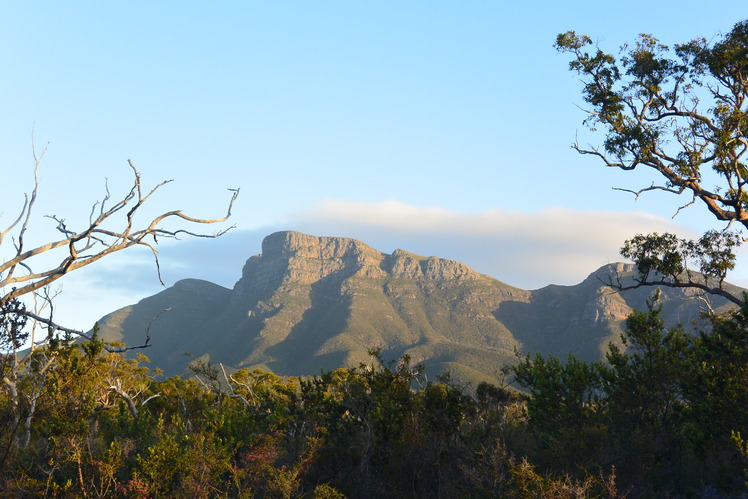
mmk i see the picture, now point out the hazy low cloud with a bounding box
[289,199,694,289]
[49,199,700,330]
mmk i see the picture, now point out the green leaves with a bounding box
[621,232,684,280]
[705,20,748,88]
[511,353,602,434]
[0,296,29,354]
[559,20,748,228]
[555,31,592,52]
[620,230,742,298]
[506,289,748,495]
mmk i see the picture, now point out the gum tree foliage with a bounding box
[502,23,748,495]
[556,20,747,297]
[619,229,743,303]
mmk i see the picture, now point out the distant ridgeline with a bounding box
[96,231,740,386]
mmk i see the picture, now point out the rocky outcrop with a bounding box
[385,249,478,281]
[235,232,481,296]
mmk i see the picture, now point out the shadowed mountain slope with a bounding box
[95,231,740,385]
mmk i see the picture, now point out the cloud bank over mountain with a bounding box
[291,199,694,287]
[53,199,696,330]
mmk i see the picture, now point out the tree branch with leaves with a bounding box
[557,20,748,298]
[606,230,744,305]
[556,21,747,226]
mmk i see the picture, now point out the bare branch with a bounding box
[107,379,138,418]
[0,194,29,246]
[672,195,699,218]
[145,308,173,347]
[221,363,250,406]
[601,274,742,306]
[613,184,686,200]
[142,393,161,405]
[1,160,239,316]
[21,311,151,353]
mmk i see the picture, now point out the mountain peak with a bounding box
[261,231,375,259]
[257,231,488,284]
[385,249,481,281]
[581,262,637,285]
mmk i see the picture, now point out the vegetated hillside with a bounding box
[95,231,740,385]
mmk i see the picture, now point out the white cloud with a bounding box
[40,198,726,330]
[289,199,695,289]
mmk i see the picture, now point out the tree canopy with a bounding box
[557,20,748,295]
[556,21,747,227]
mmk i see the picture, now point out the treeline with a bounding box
[1,299,747,497]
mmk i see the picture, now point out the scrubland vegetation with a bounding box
[1,297,747,497]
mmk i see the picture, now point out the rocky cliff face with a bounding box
[234,231,478,296]
[95,231,740,385]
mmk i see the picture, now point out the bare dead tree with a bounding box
[0,149,238,344]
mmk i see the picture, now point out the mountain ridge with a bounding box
[95,231,740,385]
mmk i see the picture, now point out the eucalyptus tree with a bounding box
[556,20,747,296]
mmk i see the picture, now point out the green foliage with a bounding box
[556,21,748,196]
[0,295,28,354]
[4,297,748,496]
[512,353,601,433]
[558,19,748,302]
[510,293,748,496]
[620,230,742,298]
[732,431,748,490]
[621,232,685,280]
[603,299,692,433]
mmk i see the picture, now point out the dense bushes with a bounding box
[1,300,747,497]
[510,297,748,496]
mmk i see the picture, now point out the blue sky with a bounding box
[1,2,746,329]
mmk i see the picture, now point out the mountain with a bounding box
[95,231,740,386]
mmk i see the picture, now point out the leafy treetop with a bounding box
[556,20,747,227]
